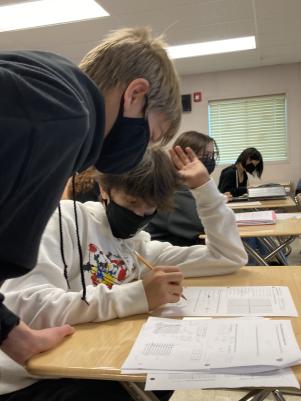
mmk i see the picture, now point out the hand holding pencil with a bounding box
[135,251,186,311]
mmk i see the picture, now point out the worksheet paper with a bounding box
[153,286,298,317]
[145,368,300,390]
[235,211,276,225]
[122,317,301,374]
[276,213,301,220]
[230,201,262,207]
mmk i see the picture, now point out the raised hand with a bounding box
[169,146,210,189]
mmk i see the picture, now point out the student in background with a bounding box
[217,148,284,265]
[218,147,263,197]
[147,131,219,246]
[0,147,247,401]
[0,27,181,366]
[62,168,101,203]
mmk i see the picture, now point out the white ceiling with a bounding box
[1,0,301,76]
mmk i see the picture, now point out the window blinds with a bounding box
[208,94,287,164]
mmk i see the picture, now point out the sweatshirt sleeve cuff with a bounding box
[115,281,149,318]
[191,178,224,206]
[0,295,20,344]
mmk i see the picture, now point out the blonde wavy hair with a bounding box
[79,27,181,144]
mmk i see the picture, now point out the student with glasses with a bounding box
[146,131,219,246]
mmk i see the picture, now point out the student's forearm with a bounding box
[194,183,248,267]
[231,186,247,196]
[3,282,149,328]
[144,180,247,274]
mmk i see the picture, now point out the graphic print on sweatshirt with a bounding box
[83,243,128,288]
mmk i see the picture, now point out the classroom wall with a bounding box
[177,63,301,189]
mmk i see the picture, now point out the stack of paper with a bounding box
[145,369,299,391]
[235,210,276,226]
[122,317,301,390]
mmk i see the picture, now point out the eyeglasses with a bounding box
[199,151,218,161]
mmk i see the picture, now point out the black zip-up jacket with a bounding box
[0,51,105,342]
[218,165,248,197]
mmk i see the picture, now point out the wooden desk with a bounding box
[229,197,296,210]
[236,218,301,266]
[199,218,301,239]
[237,218,301,238]
[27,267,301,385]
[199,218,301,266]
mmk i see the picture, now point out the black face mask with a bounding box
[95,100,150,174]
[201,157,216,175]
[105,200,156,239]
[245,163,256,174]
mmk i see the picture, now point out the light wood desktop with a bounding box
[229,197,296,210]
[199,217,301,239]
[238,218,301,238]
[27,266,301,385]
[199,217,301,265]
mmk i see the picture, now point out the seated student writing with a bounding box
[0,147,247,399]
[147,131,219,246]
[218,147,263,197]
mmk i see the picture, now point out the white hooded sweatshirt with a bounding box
[0,179,247,394]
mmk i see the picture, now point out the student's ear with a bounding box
[123,78,150,118]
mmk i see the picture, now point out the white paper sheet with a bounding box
[153,286,298,317]
[145,368,300,390]
[122,317,301,374]
[276,213,301,220]
[229,201,262,208]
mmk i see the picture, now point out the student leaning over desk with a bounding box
[0,147,247,400]
[0,27,181,367]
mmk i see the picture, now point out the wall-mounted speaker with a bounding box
[181,94,192,112]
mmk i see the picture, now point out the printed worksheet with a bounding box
[276,213,301,220]
[230,201,262,207]
[145,368,300,390]
[154,286,298,317]
[122,317,301,374]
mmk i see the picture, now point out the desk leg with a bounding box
[248,389,272,401]
[239,389,272,401]
[243,242,269,266]
[121,381,161,401]
[263,236,295,265]
[272,389,287,401]
[257,237,287,265]
[238,389,263,401]
[263,237,288,265]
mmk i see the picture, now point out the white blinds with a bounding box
[208,94,287,164]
